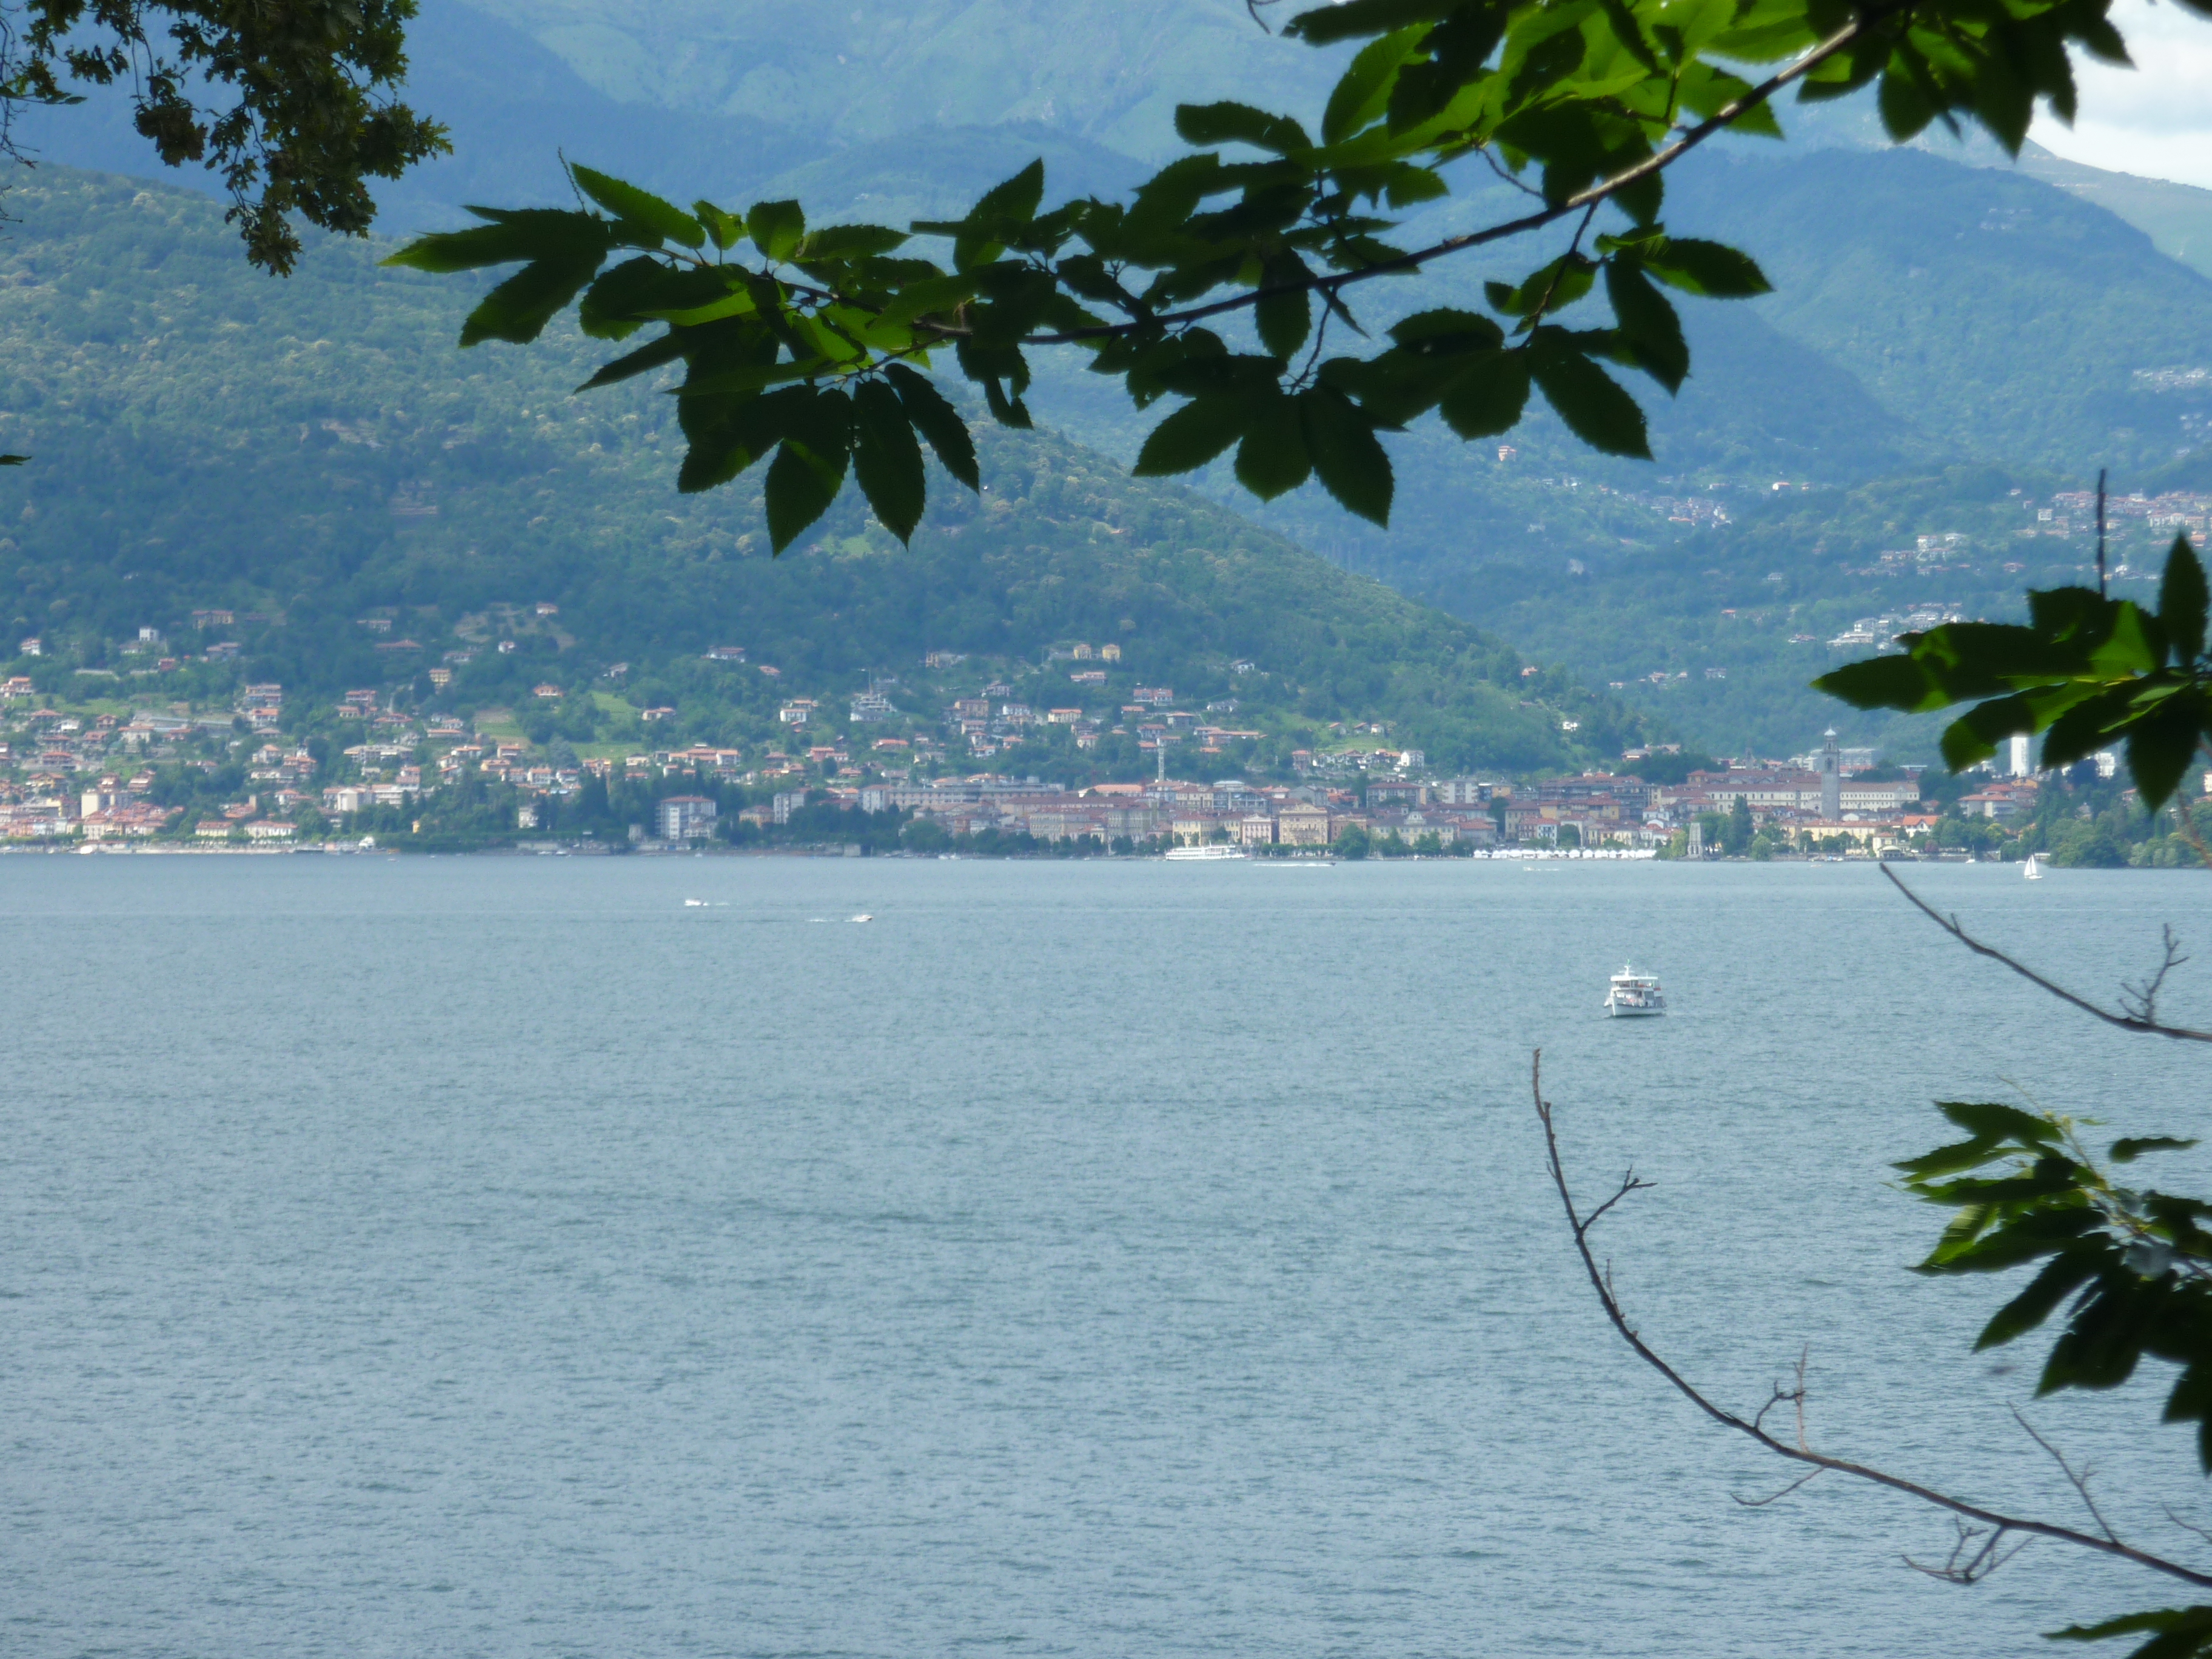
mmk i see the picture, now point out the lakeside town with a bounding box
[0,654,2154,862]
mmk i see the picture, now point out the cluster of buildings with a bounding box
[768,732,1977,853]
[2045,488,2212,538]
[0,644,2087,855]
[933,683,1265,761]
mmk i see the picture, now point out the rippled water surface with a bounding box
[9,854,2212,1657]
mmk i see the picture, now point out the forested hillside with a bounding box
[0,168,1626,775]
[9,0,2212,761]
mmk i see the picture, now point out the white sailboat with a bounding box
[2024,853,2045,880]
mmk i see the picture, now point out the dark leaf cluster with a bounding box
[391,0,2144,544]
[1818,536,2212,808]
[1899,1104,2212,1657]
[4,0,446,272]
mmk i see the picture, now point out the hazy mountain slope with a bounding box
[455,0,1342,158]
[1672,148,2212,475]
[2011,149,2212,281]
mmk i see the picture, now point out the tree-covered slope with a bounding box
[0,166,1626,774]
[1671,147,2212,475]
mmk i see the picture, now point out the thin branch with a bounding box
[2013,1407,2120,1546]
[1513,202,1601,343]
[1533,1049,2212,1591]
[1478,144,1547,201]
[2164,1506,2212,1551]
[1880,863,2212,1043]
[1736,1467,1824,1507]
[2120,926,2189,1028]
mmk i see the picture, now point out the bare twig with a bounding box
[1533,1050,2212,1590]
[1881,863,2212,1044]
[2120,927,2190,1028]
[2165,1505,2212,1550]
[2013,1407,2120,1545]
[1736,1467,1824,1507]
[2098,467,2110,598]
[1905,1518,2032,1584]
[1478,145,1547,201]
[1514,203,1602,343]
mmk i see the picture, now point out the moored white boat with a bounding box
[1604,965,1667,1017]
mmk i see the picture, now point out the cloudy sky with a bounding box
[2033,0,2212,186]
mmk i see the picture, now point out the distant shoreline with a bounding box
[0,843,2021,864]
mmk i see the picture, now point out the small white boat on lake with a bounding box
[1604,965,1667,1018]
[2024,853,2045,880]
[1164,845,1247,861]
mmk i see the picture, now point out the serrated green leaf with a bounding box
[1977,1252,2098,1348]
[971,158,1045,226]
[1389,309,1507,352]
[795,224,910,263]
[577,256,726,338]
[460,253,605,346]
[748,199,806,263]
[1134,398,1248,476]
[571,165,703,248]
[851,379,927,544]
[1285,0,1458,45]
[575,329,687,392]
[384,209,609,274]
[1812,654,1939,712]
[883,363,980,493]
[1256,256,1313,362]
[694,201,742,251]
[1489,254,1596,320]
[676,383,806,495]
[1605,262,1687,392]
[1641,237,1771,298]
[1175,100,1312,154]
[2162,536,2208,665]
[1940,1101,2065,1144]
[2127,689,2206,809]
[1298,386,1392,525]
[1532,344,1649,458]
[1322,26,1424,142]
[764,441,840,552]
[2051,1604,2212,1654]
[1233,393,1312,500]
[759,389,853,552]
[1437,352,1530,438]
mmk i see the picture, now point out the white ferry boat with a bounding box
[1164,845,1248,861]
[1603,965,1667,1017]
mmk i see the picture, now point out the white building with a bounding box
[657,795,717,841]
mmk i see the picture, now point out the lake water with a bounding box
[8,854,2212,1657]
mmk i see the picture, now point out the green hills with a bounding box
[11,0,2212,763]
[0,166,1629,776]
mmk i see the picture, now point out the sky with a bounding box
[2032,0,2212,187]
